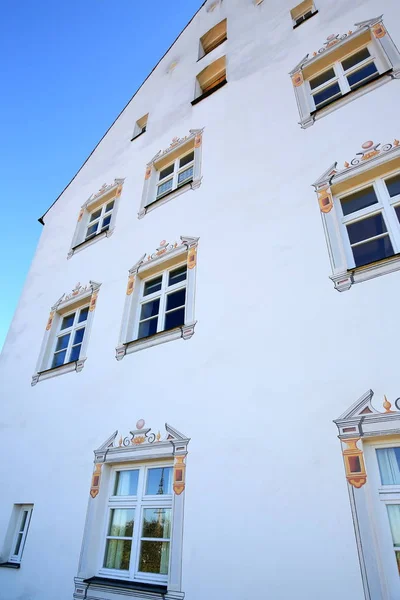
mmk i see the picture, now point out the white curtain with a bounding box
[376,448,400,485]
[387,505,400,546]
[116,470,137,495]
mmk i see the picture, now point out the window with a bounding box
[312,139,400,291]
[376,448,400,575]
[73,422,189,599]
[290,0,316,28]
[139,130,203,217]
[8,505,33,565]
[132,114,148,140]
[116,237,198,360]
[31,281,101,385]
[192,56,226,105]
[68,179,124,258]
[199,19,227,59]
[289,18,400,128]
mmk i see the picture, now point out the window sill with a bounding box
[75,576,184,600]
[131,129,146,142]
[84,576,167,595]
[330,254,400,292]
[191,79,227,106]
[116,322,196,360]
[31,358,86,386]
[138,179,201,219]
[0,562,20,569]
[68,228,114,259]
[292,10,318,29]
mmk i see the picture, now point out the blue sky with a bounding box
[0,0,203,349]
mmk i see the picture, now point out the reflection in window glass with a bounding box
[340,187,378,216]
[386,174,400,198]
[146,467,173,495]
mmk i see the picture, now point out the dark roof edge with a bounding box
[38,0,207,226]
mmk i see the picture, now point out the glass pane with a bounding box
[101,214,112,229]
[52,350,67,368]
[139,541,170,574]
[386,173,400,198]
[313,82,341,108]
[178,166,194,185]
[13,533,23,556]
[86,223,98,238]
[347,213,387,245]
[138,318,158,339]
[309,68,336,90]
[341,48,371,71]
[179,151,194,168]
[69,344,81,362]
[105,200,115,212]
[61,314,75,330]
[159,164,174,180]
[55,333,70,351]
[377,448,400,485]
[108,509,135,537]
[114,470,139,496]
[340,186,378,216]
[104,539,131,570]
[89,208,102,222]
[387,505,400,546]
[73,328,85,345]
[395,205,400,224]
[166,289,186,311]
[78,307,89,323]
[168,266,187,286]
[347,62,378,89]
[142,508,171,539]
[351,235,394,267]
[144,276,162,296]
[140,299,160,320]
[146,467,173,495]
[157,179,173,197]
[20,511,28,532]
[165,307,185,331]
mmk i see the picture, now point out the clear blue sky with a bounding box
[0,0,203,350]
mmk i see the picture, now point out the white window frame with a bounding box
[50,305,90,370]
[289,17,400,128]
[31,281,101,385]
[155,150,195,201]
[68,179,124,258]
[116,237,198,360]
[139,130,203,218]
[8,505,33,564]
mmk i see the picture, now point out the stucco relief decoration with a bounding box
[147,239,179,262]
[187,246,197,269]
[89,179,124,202]
[126,274,135,296]
[90,463,102,498]
[173,456,186,495]
[312,32,353,57]
[46,311,55,331]
[291,71,303,87]
[89,290,99,312]
[194,132,202,148]
[145,165,152,180]
[318,188,333,213]
[372,22,386,38]
[65,282,91,302]
[117,420,162,448]
[343,139,400,169]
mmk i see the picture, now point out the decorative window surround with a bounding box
[0,504,33,568]
[73,421,189,600]
[138,131,203,218]
[312,138,400,291]
[31,281,101,386]
[289,17,400,128]
[334,390,400,600]
[68,179,125,258]
[116,237,198,360]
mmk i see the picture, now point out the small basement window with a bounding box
[193,56,226,104]
[199,19,227,59]
[290,0,316,28]
[132,114,148,140]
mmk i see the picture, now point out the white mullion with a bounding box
[157,272,169,333]
[131,469,146,579]
[335,62,350,94]
[172,158,179,191]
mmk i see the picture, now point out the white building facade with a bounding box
[1,1,400,599]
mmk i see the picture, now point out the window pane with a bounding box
[55,333,70,351]
[178,166,194,185]
[387,505,400,546]
[20,511,28,532]
[78,307,89,323]
[146,467,173,495]
[351,235,394,267]
[341,48,371,71]
[347,213,387,245]
[179,151,194,168]
[377,448,400,485]
[105,200,115,212]
[52,350,67,368]
[73,328,85,345]
[13,533,23,556]
[144,276,162,296]
[69,344,81,362]
[309,68,336,90]
[159,164,174,180]
[86,223,98,238]
[140,298,160,320]
[386,173,400,198]
[395,205,400,224]
[166,289,186,311]
[101,214,111,229]
[340,186,378,216]
[89,208,102,222]
[108,509,135,537]
[114,470,139,496]
[61,314,75,330]
[165,308,185,330]
[312,82,341,108]
[138,318,158,339]
[168,266,187,286]
[157,179,173,197]
[104,539,131,570]
[142,508,171,539]
[347,62,378,89]
[139,541,170,574]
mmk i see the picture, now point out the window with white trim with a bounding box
[51,305,89,368]
[85,201,115,241]
[8,505,33,565]
[375,446,400,576]
[156,151,194,202]
[132,114,148,140]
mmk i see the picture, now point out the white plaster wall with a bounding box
[1,0,400,599]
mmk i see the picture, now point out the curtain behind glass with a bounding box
[376,448,400,485]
